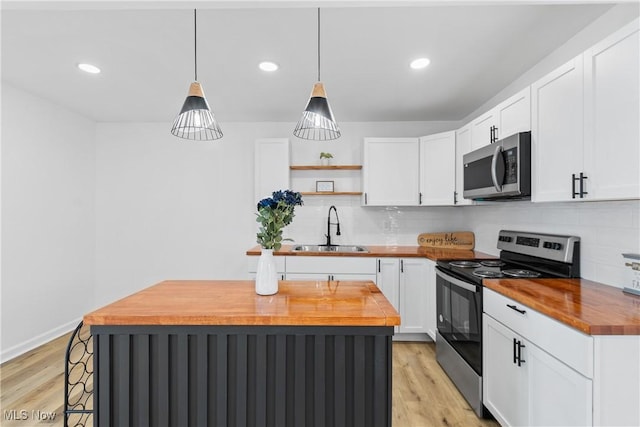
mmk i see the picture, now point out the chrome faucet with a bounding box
[325,205,341,246]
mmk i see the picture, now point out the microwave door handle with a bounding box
[436,269,479,293]
[490,145,503,192]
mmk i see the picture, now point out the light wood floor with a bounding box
[1,335,499,427]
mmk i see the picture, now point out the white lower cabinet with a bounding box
[424,259,437,340]
[484,288,640,426]
[483,314,592,427]
[247,255,286,280]
[285,273,376,281]
[483,315,529,426]
[376,258,431,336]
[284,256,377,283]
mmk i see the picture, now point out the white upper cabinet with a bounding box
[363,138,420,206]
[496,87,531,140]
[533,18,640,202]
[470,109,498,150]
[454,124,473,205]
[470,87,532,151]
[419,131,456,205]
[254,138,290,201]
[583,18,640,201]
[531,55,585,202]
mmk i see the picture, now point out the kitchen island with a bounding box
[84,280,400,427]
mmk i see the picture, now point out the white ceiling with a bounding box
[1,2,614,123]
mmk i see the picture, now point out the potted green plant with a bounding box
[255,190,303,295]
[320,152,333,166]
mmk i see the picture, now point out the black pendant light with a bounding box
[171,9,223,141]
[293,8,341,141]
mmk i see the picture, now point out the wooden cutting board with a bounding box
[417,232,475,250]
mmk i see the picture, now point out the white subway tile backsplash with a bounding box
[286,197,639,289]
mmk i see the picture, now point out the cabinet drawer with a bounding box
[247,255,286,273]
[286,256,376,274]
[484,288,593,378]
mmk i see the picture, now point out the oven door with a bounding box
[436,268,483,375]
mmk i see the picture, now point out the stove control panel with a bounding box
[497,230,579,264]
[543,241,563,251]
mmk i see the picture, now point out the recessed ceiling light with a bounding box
[410,58,431,70]
[77,63,101,74]
[259,61,279,72]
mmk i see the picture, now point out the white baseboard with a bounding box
[0,317,82,364]
[393,333,433,342]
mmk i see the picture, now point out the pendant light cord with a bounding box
[317,8,321,82]
[194,9,198,82]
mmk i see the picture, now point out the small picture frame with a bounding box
[316,180,335,193]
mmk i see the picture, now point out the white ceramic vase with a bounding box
[255,248,278,295]
[320,157,330,166]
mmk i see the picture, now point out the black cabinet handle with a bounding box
[378,259,381,273]
[580,173,588,198]
[572,173,578,198]
[513,338,518,364]
[364,193,368,205]
[401,259,404,273]
[517,341,526,367]
[507,304,526,315]
[419,192,422,205]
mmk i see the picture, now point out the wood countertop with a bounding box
[84,280,400,327]
[246,244,493,261]
[484,278,640,335]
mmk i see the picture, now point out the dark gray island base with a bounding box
[84,280,401,427]
[93,325,393,427]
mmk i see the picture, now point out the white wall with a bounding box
[93,120,460,306]
[1,84,96,362]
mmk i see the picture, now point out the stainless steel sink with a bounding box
[291,244,368,253]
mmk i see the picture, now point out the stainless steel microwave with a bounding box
[463,131,531,200]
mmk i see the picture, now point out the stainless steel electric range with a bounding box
[434,230,580,417]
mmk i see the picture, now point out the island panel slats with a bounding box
[92,325,393,427]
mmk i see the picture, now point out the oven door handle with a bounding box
[436,269,479,293]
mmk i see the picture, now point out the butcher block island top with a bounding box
[246,244,492,260]
[83,279,400,327]
[484,278,640,335]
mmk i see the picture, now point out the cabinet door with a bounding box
[376,258,400,333]
[455,124,473,205]
[483,314,528,427]
[470,109,497,150]
[254,138,289,201]
[496,86,531,140]
[584,18,640,201]
[531,55,584,202]
[376,258,399,312]
[424,260,437,340]
[363,138,420,206]
[398,258,429,334]
[527,340,593,427]
[419,131,456,206]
